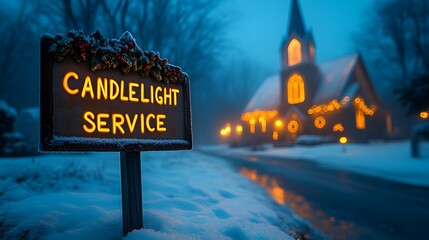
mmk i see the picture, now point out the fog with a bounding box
[0,0,423,146]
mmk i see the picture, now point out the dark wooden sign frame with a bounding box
[40,35,192,152]
[40,31,193,236]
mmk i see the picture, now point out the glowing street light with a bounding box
[236,125,243,134]
[220,123,233,138]
[339,136,348,152]
[275,119,283,128]
[220,129,228,137]
[420,111,428,119]
[225,123,231,134]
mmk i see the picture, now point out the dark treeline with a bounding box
[0,0,265,144]
[355,0,429,133]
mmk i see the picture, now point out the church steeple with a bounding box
[281,0,315,68]
[288,0,306,38]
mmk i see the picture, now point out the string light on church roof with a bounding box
[353,97,376,116]
[308,97,349,115]
[241,110,278,122]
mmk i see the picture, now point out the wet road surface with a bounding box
[211,152,429,240]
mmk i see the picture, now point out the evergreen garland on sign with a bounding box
[46,30,187,84]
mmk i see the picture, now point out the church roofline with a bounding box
[318,52,359,64]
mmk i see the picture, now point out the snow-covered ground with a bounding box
[0,151,316,239]
[213,140,429,187]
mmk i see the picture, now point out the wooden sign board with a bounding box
[40,31,192,151]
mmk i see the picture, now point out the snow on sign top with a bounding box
[40,30,192,152]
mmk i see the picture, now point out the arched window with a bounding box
[287,74,305,104]
[355,108,366,130]
[288,38,302,66]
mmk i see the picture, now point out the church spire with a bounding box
[288,0,306,38]
[281,0,315,68]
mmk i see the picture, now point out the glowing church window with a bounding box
[355,108,366,130]
[288,39,302,66]
[287,74,305,104]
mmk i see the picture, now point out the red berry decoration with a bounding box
[48,30,188,84]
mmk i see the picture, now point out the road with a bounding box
[211,152,429,240]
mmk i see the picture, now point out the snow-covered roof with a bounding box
[284,106,308,120]
[244,75,280,112]
[313,54,359,104]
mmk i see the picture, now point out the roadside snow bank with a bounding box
[128,151,294,239]
[214,141,429,187]
[0,151,299,239]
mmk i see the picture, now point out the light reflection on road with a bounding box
[240,167,368,240]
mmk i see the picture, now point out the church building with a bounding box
[238,0,390,144]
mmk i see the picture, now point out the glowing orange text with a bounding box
[63,71,180,106]
[83,111,167,134]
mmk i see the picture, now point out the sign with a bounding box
[40,31,192,151]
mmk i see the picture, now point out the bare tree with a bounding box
[355,0,429,135]
[25,0,231,143]
[0,3,25,94]
[207,52,271,132]
[0,1,39,107]
[30,0,103,33]
[356,0,429,85]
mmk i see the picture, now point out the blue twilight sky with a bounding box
[225,0,373,73]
